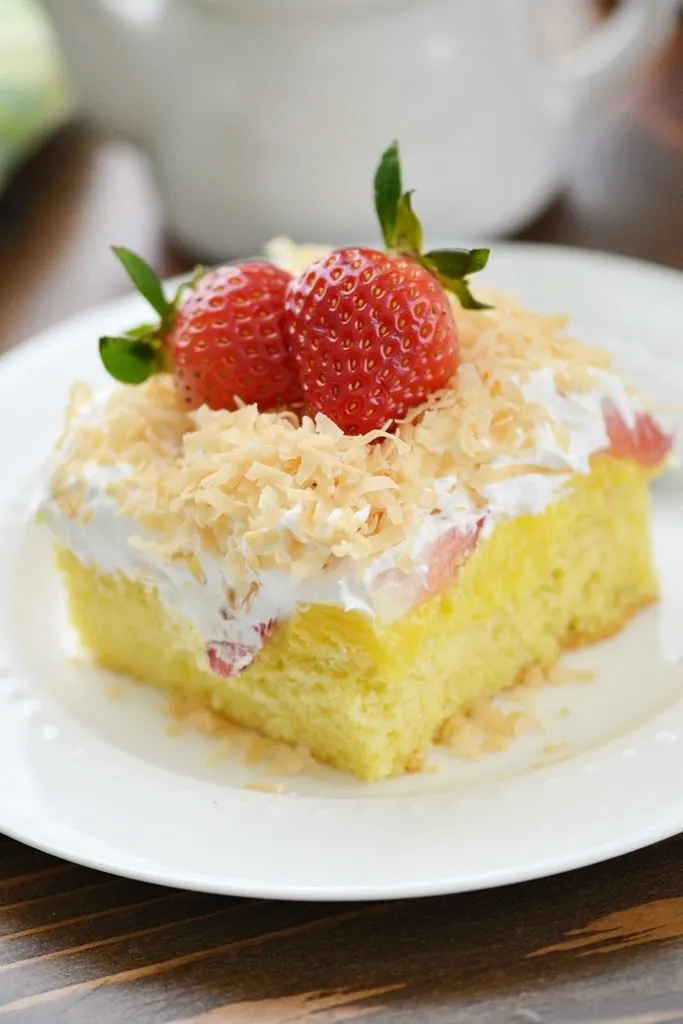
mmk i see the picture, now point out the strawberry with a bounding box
[604,402,673,467]
[207,642,257,679]
[285,248,458,433]
[207,620,278,678]
[422,520,484,602]
[170,262,301,410]
[99,251,301,412]
[373,520,484,610]
[284,142,489,434]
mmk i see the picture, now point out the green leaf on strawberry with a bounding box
[99,247,173,385]
[373,142,492,310]
[111,247,173,323]
[422,247,490,279]
[393,191,423,255]
[374,140,402,249]
[99,248,202,386]
[438,277,490,312]
[99,334,166,385]
[422,248,491,311]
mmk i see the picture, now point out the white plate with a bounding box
[0,243,682,901]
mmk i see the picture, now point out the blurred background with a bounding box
[0,0,681,352]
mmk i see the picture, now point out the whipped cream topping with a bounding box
[37,364,660,678]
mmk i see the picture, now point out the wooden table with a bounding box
[1,22,682,1024]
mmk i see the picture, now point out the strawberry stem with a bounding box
[372,142,492,310]
[100,248,204,386]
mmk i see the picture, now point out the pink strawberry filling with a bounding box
[417,519,485,604]
[371,518,484,614]
[207,620,277,678]
[603,402,673,467]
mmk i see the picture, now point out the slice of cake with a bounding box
[38,145,674,781]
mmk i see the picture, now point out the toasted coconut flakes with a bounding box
[438,655,596,761]
[50,242,627,580]
[437,697,543,760]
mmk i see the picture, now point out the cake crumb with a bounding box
[438,705,534,761]
[405,752,438,774]
[263,743,306,776]
[405,752,426,773]
[245,781,286,795]
[436,657,593,760]
[542,741,570,755]
[244,735,274,767]
[548,665,595,684]
[520,665,547,690]
[106,682,124,701]
[164,695,316,778]
[67,654,89,668]
[205,739,233,766]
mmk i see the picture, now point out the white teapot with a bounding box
[40,0,677,259]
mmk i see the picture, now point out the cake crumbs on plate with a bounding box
[519,665,547,691]
[159,655,591,774]
[244,781,287,795]
[205,738,234,767]
[163,693,319,778]
[547,665,596,684]
[439,694,543,761]
[531,740,572,771]
[67,653,90,668]
[405,752,437,774]
[105,681,124,701]
[437,659,592,761]
[542,741,571,756]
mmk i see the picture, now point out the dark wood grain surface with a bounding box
[0,18,682,1024]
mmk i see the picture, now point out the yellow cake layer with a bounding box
[56,455,658,781]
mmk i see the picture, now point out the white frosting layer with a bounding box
[37,367,663,676]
